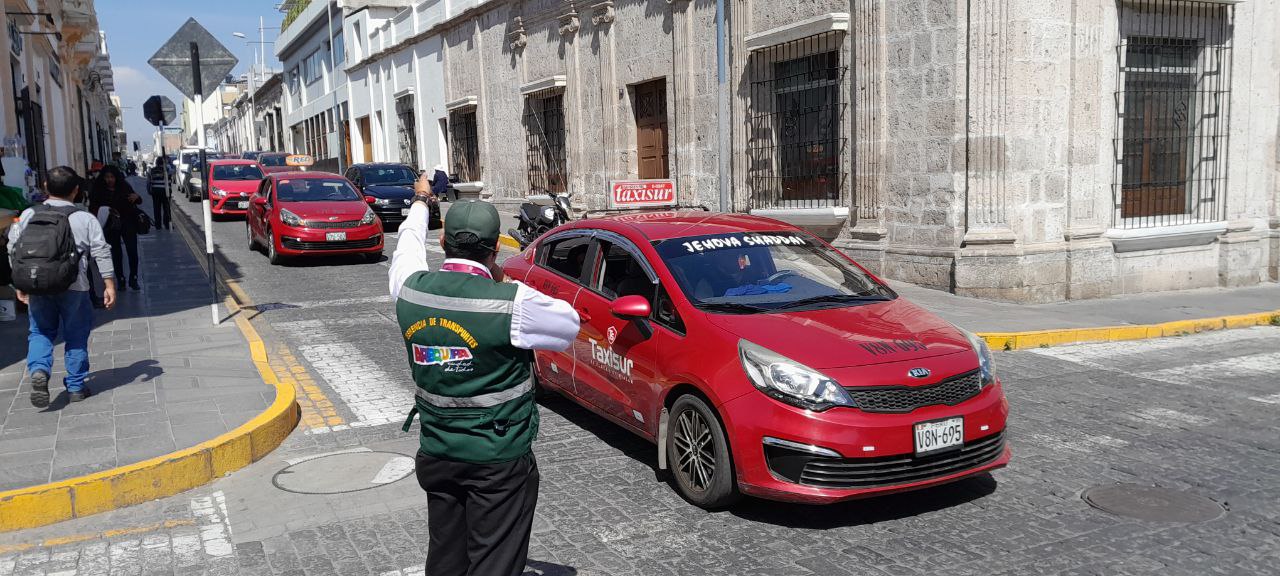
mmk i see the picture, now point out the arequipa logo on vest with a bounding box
[413,344,476,373]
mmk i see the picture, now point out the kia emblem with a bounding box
[907,367,930,379]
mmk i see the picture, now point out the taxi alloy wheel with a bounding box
[267,229,283,265]
[246,223,257,251]
[667,395,739,509]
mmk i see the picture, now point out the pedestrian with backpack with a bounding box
[8,166,116,406]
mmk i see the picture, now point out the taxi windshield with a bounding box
[212,164,263,181]
[656,231,895,313]
[277,179,362,202]
[259,154,287,167]
[364,166,416,185]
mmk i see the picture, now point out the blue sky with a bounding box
[97,0,286,154]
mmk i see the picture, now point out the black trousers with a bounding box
[151,187,171,229]
[106,229,139,282]
[415,451,539,576]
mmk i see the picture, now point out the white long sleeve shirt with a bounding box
[389,202,580,351]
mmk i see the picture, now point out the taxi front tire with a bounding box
[267,230,284,265]
[667,395,740,509]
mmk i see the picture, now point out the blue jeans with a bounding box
[27,290,94,392]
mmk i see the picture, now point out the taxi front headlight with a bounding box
[210,187,226,197]
[360,208,376,225]
[279,208,303,227]
[738,340,853,412]
[963,331,997,388]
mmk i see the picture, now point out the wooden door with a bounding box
[634,80,668,179]
[358,116,373,163]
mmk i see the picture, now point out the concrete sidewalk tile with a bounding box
[171,422,230,449]
[116,433,178,463]
[2,410,59,430]
[0,463,53,491]
[158,386,265,402]
[113,399,162,415]
[212,395,270,413]
[0,423,60,442]
[0,434,56,455]
[59,413,115,440]
[114,410,171,428]
[220,410,265,430]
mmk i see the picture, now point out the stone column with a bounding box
[559,7,584,196]
[729,0,752,213]
[848,0,887,242]
[961,0,1015,248]
[592,2,619,176]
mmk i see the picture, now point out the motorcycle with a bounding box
[508,191,572,250]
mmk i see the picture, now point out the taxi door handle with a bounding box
[576,307,591,322]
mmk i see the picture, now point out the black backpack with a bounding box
[11,204,83,294]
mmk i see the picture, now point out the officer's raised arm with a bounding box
[387,171,434,298]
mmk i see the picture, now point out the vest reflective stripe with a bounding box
[398,286,513,314]
[415,376,534,408]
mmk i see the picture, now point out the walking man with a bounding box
[389,173,579,576]
[9,166,116,406]
[149,157,172,230]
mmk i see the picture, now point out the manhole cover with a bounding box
[1082,484,1224,523]
[273,451,416,494]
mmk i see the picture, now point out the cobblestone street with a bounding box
[1,201,1277,575]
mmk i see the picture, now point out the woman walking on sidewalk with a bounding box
[89,165,143,291]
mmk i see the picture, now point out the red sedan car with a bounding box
[245,172,383,264]
[207,160,264,216]
[503,212,1009,508]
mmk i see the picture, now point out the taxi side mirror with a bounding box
[252,196,268,207]
[611,295,651,320]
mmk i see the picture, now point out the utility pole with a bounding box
[190,42,218,326]
[325,1,346,173]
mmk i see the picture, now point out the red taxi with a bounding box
[503,212,1009,508]
[207,160,264,216]
[245,172,383,264]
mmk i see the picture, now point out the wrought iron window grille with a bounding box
[525,90,568,197]
[746,31,849,210]
[1113,0,1234,229]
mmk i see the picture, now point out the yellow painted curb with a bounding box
[977,309,1280,351]
[0,210,301,533]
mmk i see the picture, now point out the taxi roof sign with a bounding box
[285,154,314,168]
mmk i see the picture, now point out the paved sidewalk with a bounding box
[0,187,273,492]
[890,279,1280,333]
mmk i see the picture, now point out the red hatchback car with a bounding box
[245,172,383,264]
[207,160,264,216]
[503,212,1010,508]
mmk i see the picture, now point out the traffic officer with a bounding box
[389,172,580,576]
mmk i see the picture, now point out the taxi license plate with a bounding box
[401,208,410,216]
[236,201,248,209]
[914,417,963,455]
[325,232,347,242]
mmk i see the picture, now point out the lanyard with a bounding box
[441,261,492,280]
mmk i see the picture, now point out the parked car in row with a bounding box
[246,171,384,265]
[206,160,265,217]
[345,163,418,228]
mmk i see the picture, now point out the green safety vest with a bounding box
[396,271,538,464]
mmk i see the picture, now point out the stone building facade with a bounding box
[351,0,1279,302]
[1,0,121,183]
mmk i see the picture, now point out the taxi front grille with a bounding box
[304,220,362,229]
[764,431,1006,490]
[281,237,379,251]
[844,371,983,414]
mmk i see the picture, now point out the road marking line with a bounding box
[1127,407,1213,428]
[253,295,394,312]
[270,342,345,430]
[189,492,233,558]
[1025,326,1278,366]
[372,456,416,484]
[1139,351,1280,388]
[284,447,371,466]
[295,329,413,433]
[1249,393,1280,404]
